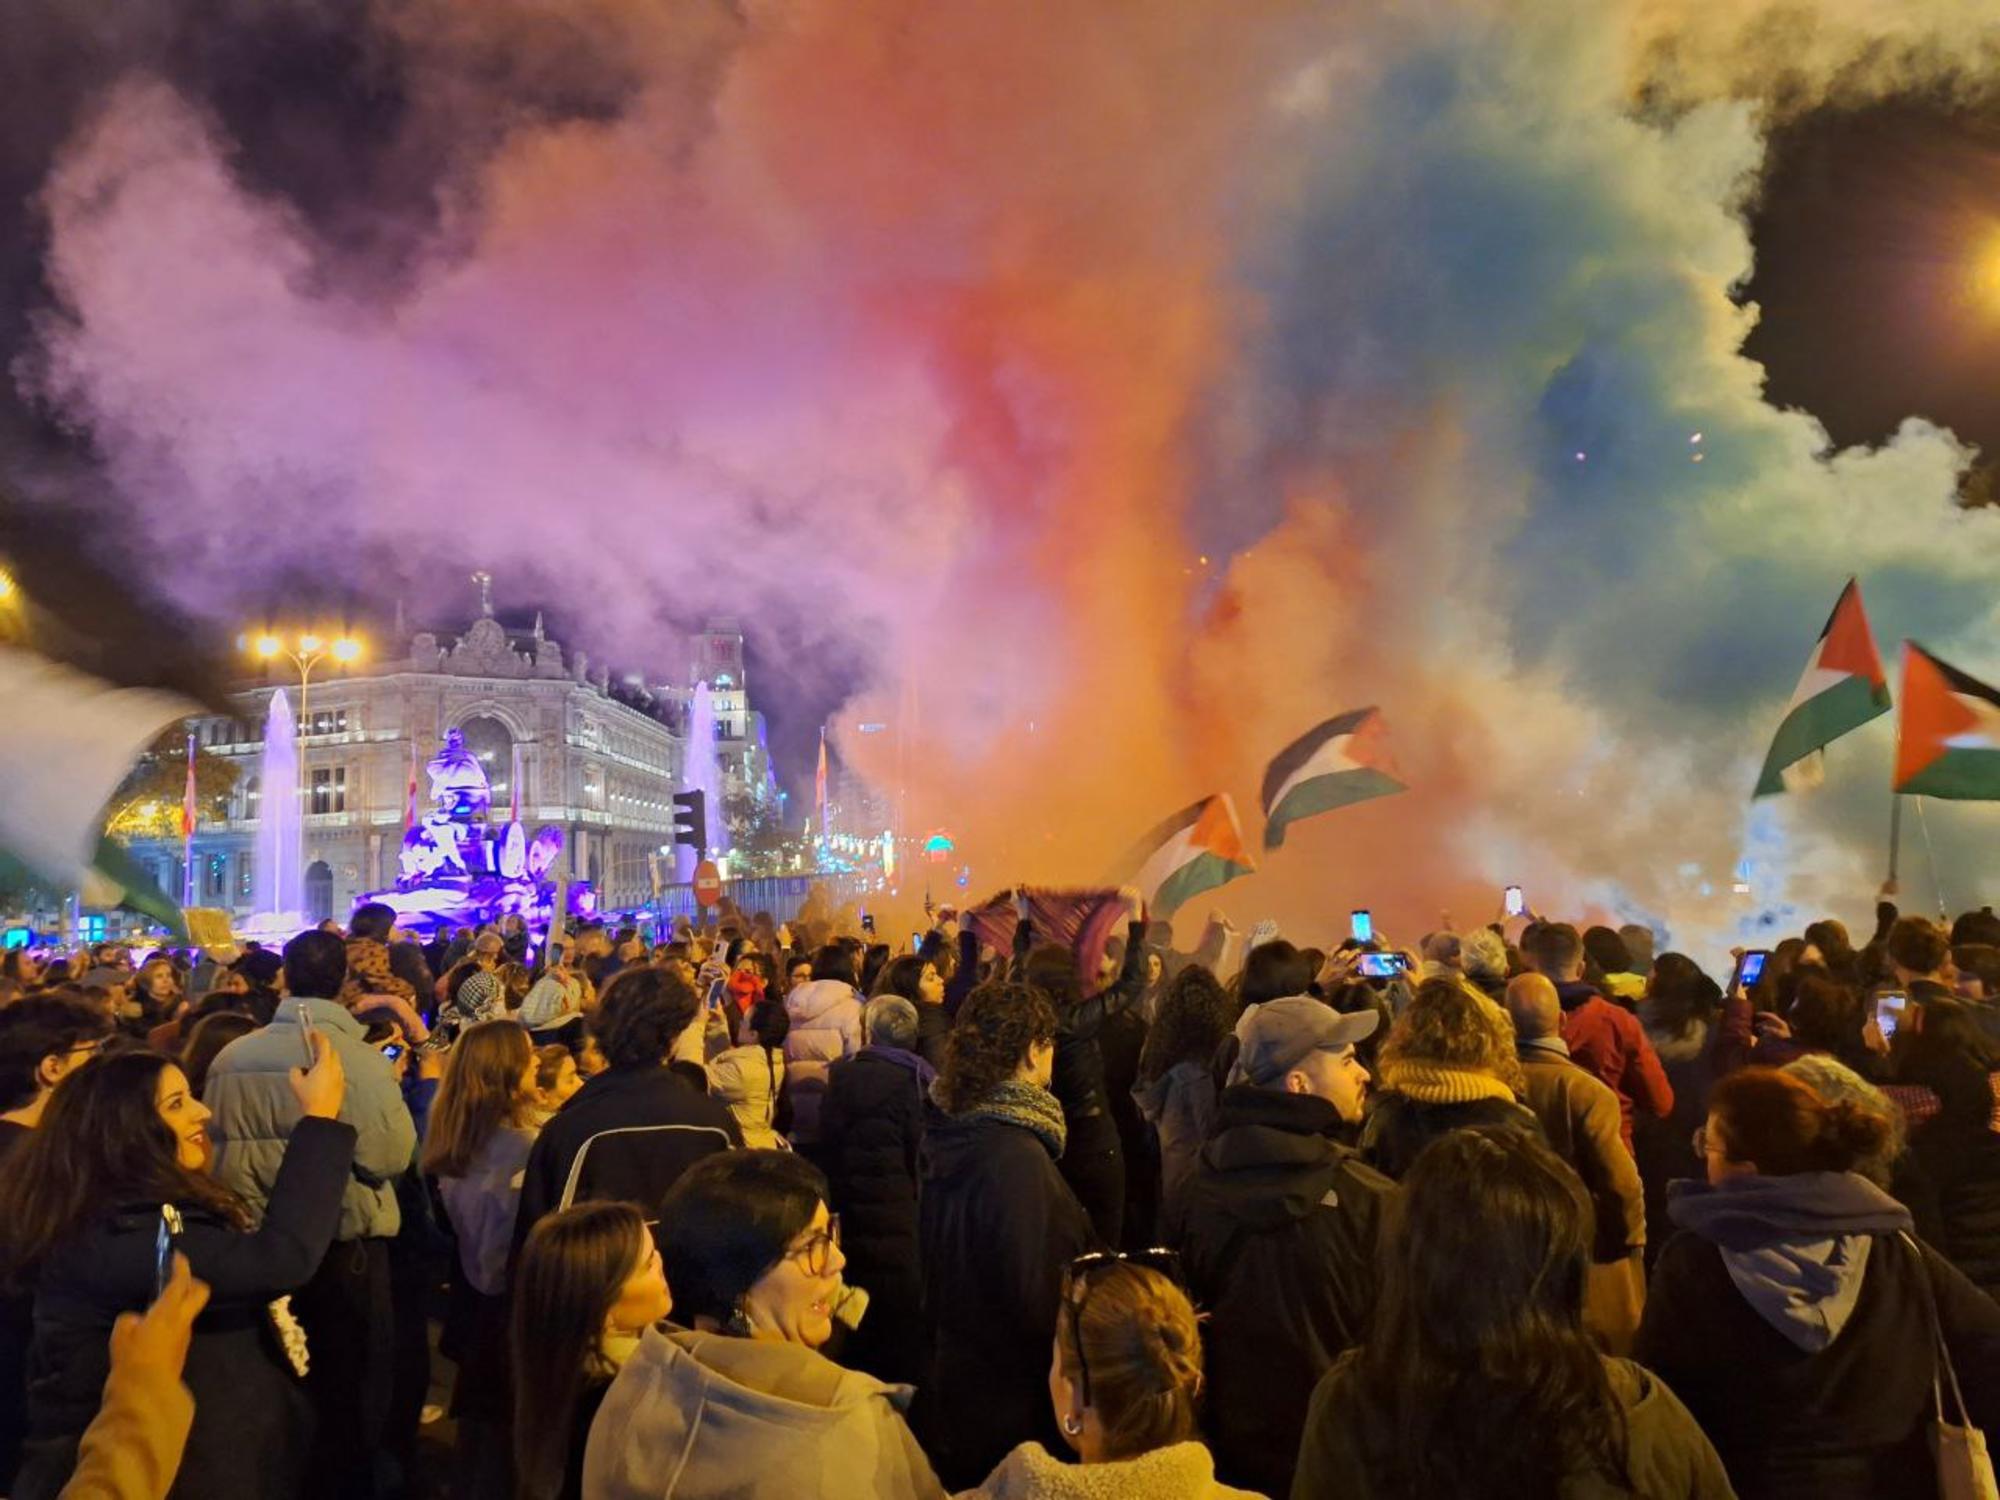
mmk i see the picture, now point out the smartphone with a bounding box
[295,1000,318,1068]
[1876,991,1908,1039]
[1350,910,1374,945]
[910,931,925,954]
[861,912,876,935]
[381,1043,405,1063]
[1504,885,1525,917]
[1731,949,1772,993]
[1358,952,1408,978]
[154,1204,183,1298]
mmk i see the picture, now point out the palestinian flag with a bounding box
[1894,643,2000,800]
[1261,707,1405,849]
[1120,793,1255,918]
[1753,579,1890,798]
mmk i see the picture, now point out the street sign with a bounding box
[693,860,723,909]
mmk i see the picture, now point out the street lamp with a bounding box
[246,629,363,815]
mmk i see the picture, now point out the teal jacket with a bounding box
[204,997,418,1240]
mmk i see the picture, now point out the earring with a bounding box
[1062,1415,1083,1437]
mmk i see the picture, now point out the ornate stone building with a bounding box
[129,598,692,925]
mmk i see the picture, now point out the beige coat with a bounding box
[707,1045,787,1150]
[955,1442,1258,1499]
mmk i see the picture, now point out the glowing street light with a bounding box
[330,637,361,664]
[255,633,282,659]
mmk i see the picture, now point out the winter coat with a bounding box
[512,1066,740,1259]
[821,1047,932,1384]
[1046,922,1148,1129]
[1634,1009,1737,1272]
[1357,1088,1545,1182]
[204,998,417,1241]
[708,1045,788,1150]
[1292,1352,1735,1499]
[1638,1171,2000,1499]
[1557,982,1675,1151]
[14,1118,356,1500]
[915,1002,953,1073]
[959,1440,1259,1499]
[920,1102,1094,1489]
[1165,1086,1395,1500]
[783,979,864,1145]
[1518,1040,1646,1259]
[1131,1059,1218,1227]
[434,1123,536,1297]
[1900,1058,2000,1300]
[584,1325,945,1500]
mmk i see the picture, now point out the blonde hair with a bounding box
[1380,977,1527,1095]
[1056,1263,1204,1461]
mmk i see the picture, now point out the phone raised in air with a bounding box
[1357,951,1408,979]
[1350,910,1374,945]
[1731,949,1772,993]
[155,1204,183,1298]
[1876,991,1908,1039]
[294,1000,318,1068]
[1504,885,1525,918]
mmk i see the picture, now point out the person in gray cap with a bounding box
[1163,996,1396,1499]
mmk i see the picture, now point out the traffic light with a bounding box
[672,789,707,852]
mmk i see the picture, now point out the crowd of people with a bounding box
[1,890,1998,1499]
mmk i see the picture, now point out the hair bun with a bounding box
[1819,1097,1893,1167]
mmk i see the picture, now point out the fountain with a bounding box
[680,681,729,881]
[249,688,305,931]
[359,729,584,937]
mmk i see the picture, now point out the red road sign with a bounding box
[693,861,723,908]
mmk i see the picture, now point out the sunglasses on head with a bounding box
[1060,1248,1184,1407]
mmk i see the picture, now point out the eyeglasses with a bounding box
[786,1214,842,1278]
[1060,1249,1184,1407]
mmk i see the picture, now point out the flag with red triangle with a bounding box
[180,731,199,841]
[1119,793,1256,917]
[1894,643,2000,800]
[1260,706,1405,849]
[1753,578,1891,797]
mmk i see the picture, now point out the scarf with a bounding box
[947,1078,1068,1159]
[1378,1059,1517,1105]
[727,968,766,1016]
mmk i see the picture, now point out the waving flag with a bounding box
[1894,644,2000,801]
[1120,793,1255,917]
[1753,579,1891,797]
[1260,707,1406,849]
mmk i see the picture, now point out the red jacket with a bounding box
[1557,982,1674,1150]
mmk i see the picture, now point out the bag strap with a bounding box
[1899,1231,1975,1429]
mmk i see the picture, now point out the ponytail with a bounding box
[1055,1262,1205,1461]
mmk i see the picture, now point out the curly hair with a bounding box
[937,981,1058,1113]
[1379,977,1525,1094]
[1137,965,1233,1085]
[589,965,700,1069]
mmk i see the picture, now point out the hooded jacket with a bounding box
[920,1098,1094,1489]
[511,1065,740,1260]
[958,1440,1259,1499]
[584,1325,945,1499]
[1639,1171,2000,1499]
[1131,1058,1218,1227]
[783,979,865,1145]
[1293,1352,1735,1499]
[204,997,417,1240]
[707,1045,787,1150]
[1557,980,1675,1150]
[1165,1085,1395,1500]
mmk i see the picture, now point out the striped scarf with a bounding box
[1378,1059,1518,1105]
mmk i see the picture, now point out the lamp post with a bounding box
[250,629,361,835]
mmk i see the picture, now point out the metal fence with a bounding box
[635,871,884,924]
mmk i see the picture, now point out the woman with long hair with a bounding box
[181,1009,259,1098]
[0,1041,351,1499]
[511,1202,672,1500]
[1358,978,1540,1180]
[1132,965,1233,1221]
[922,980,1095,1488]
[962,1256,1254,1497]
[587,1150,941,1498]
[709,995,791,1149]
[1297,1128,1732,1497]
[1639,1068,2000,1498]
[874,952,951,1069]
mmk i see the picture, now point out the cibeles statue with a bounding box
[425,728,493,824]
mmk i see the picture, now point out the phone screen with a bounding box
[860,912,876,935]
[1350,910,1374,945]
[154,1205,181,1298]
[1737,951,1770,990]
[295,1000,318,1068]
[1358,952,1408,978]
[910,931,925,954]
[381,1043,405,1063]
[1504,885,1525,917]
[1876,991,1908,1039]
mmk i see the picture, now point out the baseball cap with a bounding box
[1231,996,1378,1088]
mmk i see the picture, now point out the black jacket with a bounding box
[918,1105,1093,1489]
[913,1003,952,1073]
[1901,1056,2000,1300]
[1639,1227,2000,1499]
[1165,1086,1395,1500]
[1038,921,1148,1128]
[1357,1090,1544,1181]
[15,1117,356,1500]
[513,1066,740,1259]
[821,1048,929,1382]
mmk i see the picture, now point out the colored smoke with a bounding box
[12,0,2000,948]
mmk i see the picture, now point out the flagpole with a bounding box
[1882,793,1902,897]
[181,731,197,910]
[1913,795,1948,920]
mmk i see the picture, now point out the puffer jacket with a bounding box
[205,998,418,1240]
[584,1325,945,1500]
[960,1440,1259,1499]
[783,979,864,1146]
[709,1045,788,1150]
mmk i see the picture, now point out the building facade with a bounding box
[129,604,696,925]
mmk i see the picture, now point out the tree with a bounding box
[723,788,794,876]
[103,730,241,842]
